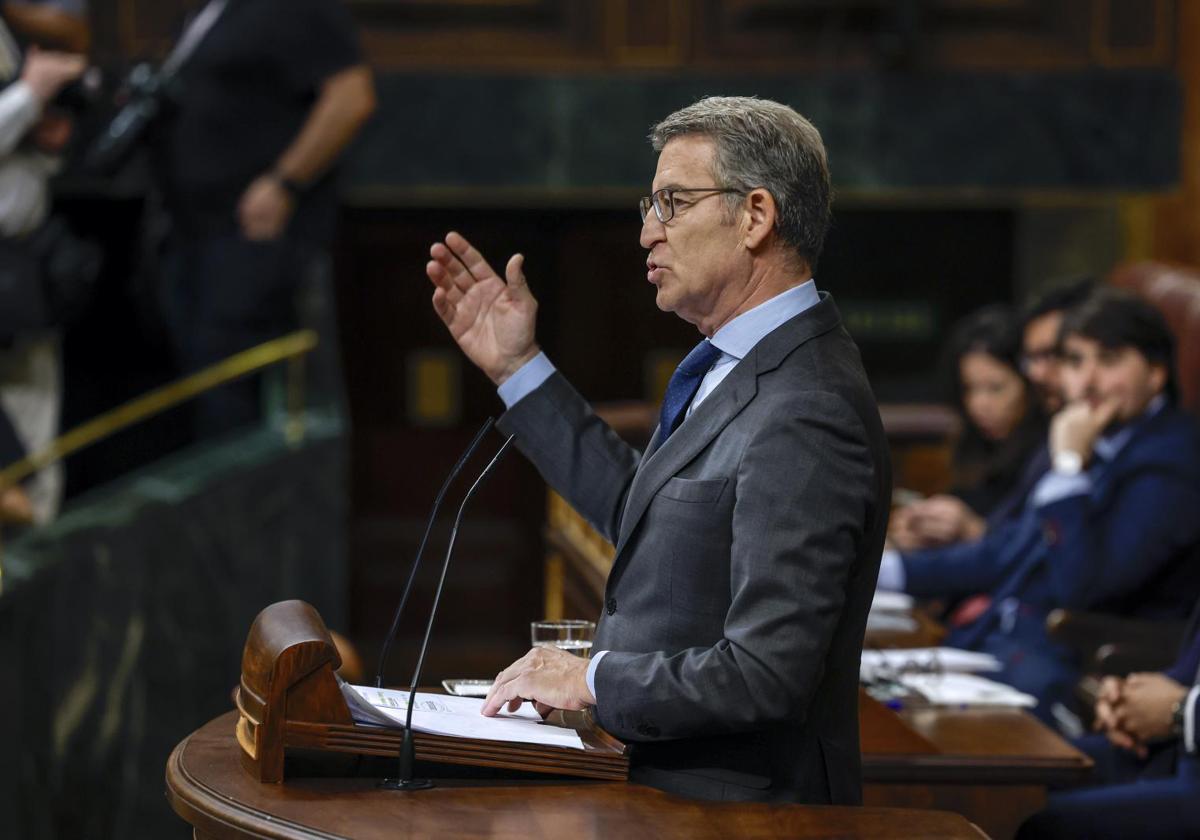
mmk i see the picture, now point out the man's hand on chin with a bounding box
[481,645,596,717]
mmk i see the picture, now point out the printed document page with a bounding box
[343,683,585,750]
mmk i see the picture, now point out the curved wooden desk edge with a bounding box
[167,711,989,840]
[167,725,334,840]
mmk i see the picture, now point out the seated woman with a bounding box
[891,305,1045,550]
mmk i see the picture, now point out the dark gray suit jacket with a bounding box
[498,293,890,803]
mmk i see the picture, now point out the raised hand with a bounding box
[426,231,540,385]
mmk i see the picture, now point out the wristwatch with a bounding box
[1052,449,1084,476]
[1171,695,1187,739]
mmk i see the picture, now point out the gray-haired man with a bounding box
[425,96,890,803]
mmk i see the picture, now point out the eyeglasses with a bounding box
[638,187,745,223]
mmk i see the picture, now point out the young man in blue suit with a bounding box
[1018,613,1200,837]
[878,290,1200,725]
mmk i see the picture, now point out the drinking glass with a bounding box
[530,619,595,658]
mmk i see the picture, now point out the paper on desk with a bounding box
[342,683,585,751]
[895,672,1037,708]
[870,591,915,613]
[860,647,1002,682]
[866,612,919,633]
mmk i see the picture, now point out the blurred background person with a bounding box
[878,290,1200,727]
[1018,606,1200,837]
[890,279,1099,554]
[148,0,375,439]
[890,304,1045,550]
[0,1,88,524]
[1020,277,1099,417]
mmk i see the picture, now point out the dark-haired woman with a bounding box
[891,305,1046,550]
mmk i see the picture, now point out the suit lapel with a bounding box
[614,366,757,556]
[608,293,845,577]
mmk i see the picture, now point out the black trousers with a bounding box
[161,233,339,440]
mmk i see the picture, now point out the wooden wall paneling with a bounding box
[604,0,690,69]
[691,0,1175,72]
[351,0,607,72]
[1090,0,1174,67]
[103,0,1177,73]
[1150,0,1200,265]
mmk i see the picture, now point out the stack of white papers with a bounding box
[894,672,1037,708]
[860,646,1002,682]
[866,590,918,633]
[342,683,585,750]
[860,647,1035,708]
[871,591,915,612]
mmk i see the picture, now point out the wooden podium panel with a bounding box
[168,711,988,839]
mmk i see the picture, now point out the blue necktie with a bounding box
[659,339,723,441]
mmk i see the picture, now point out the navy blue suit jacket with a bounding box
[903,404,1200,712]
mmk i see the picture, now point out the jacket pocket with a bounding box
[658,476,727,504]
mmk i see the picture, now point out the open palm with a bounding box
[426,231,539,384]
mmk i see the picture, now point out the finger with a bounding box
[430,242,476,294]
[1093,397,1122,429]
[505,253,527,293]
[431,288,455,325]
[506,696,524,714]
[482,652,533,711]
[427,265,468,313]
[482,672,523,716]
[445,231,500,283]
[534,701,553,719]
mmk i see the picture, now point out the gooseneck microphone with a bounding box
[380,432,516,791]
[374,417,496,689]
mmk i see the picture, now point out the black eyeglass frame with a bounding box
[638,186,746,223]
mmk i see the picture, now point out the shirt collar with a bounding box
[708,280,820,361]
[1094,393,1167,461]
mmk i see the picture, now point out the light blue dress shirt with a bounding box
[495,280,821,703]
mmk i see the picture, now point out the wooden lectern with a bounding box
[234,599,629,783]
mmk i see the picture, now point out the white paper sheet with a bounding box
[866,612,919,633]
[343,683,585,751]
[894,672,1037,708]
[860,647,1002,682]
[870,590,915,613]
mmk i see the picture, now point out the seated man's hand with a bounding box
[1113,672,1187,749]
[481,645,595,717]
[1050,397,1120,463]
[1093,675,1138,750]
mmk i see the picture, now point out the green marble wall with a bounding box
[0,418,347,839]
[343,70,1181,193]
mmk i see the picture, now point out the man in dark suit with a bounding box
[425,96,891,803]
[878,291,1200,725]
[1018,612,1200,837]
